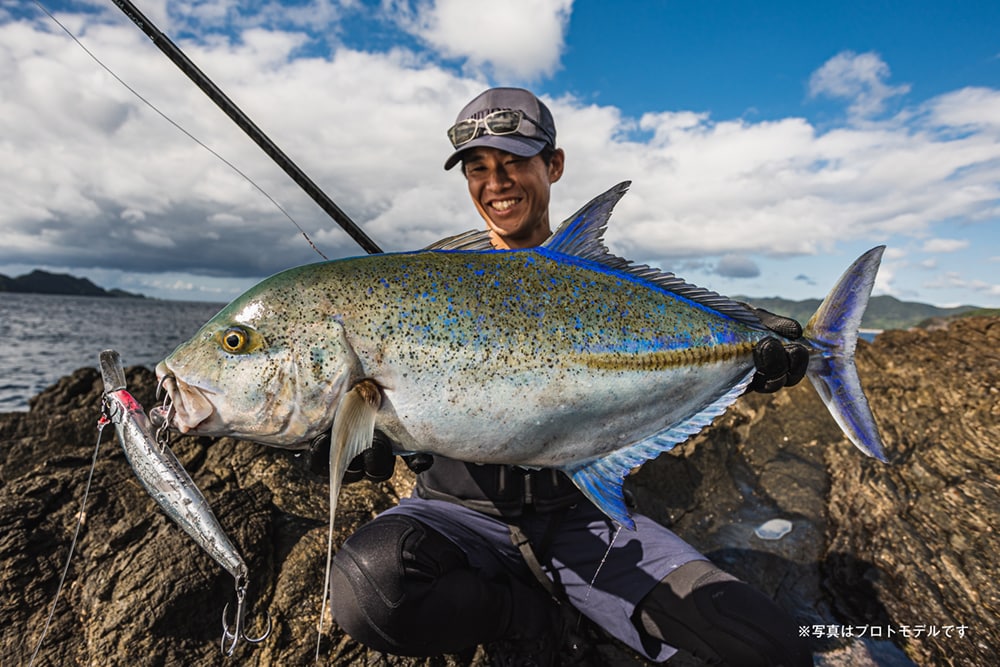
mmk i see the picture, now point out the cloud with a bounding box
[714,254,760,279]
[808,51,911,118]
[388,0,573,80]
[923,271,1000,300]
[921,238,969,253]
[794,273,816,286]
[2,12,998,307]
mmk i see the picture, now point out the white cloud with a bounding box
[808,51,911,119]
[926,87,1000,133]
[923,271,1000,299]
[2,13,998,306]
[388,0,573,80]
[921,238,969,253]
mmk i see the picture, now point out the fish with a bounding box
[152,181,886,654]
[99,350,269,655]
[153,181,886,533]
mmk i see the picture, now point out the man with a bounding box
[330,87,812,666]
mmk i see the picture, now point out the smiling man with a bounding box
[329,87,812,666]
[444,89,565,250]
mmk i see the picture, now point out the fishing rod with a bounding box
[108,0,383,255]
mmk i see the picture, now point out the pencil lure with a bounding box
[99,350,270,655]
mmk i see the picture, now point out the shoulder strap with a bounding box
[507,508,570,602]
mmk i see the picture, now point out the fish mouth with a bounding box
[153,363,218,434]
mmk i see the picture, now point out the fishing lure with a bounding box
[99,349,270,655]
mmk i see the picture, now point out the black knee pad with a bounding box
[636,560,812,666]
[330,514,468,654]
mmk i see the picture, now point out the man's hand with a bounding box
[343,430,434,484]
[744,306,810,394]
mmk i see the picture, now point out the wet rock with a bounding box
[1,317,996,665]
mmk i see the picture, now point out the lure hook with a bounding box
[154,372,173,402]
[153,374,175,450]
[221,576,271,656]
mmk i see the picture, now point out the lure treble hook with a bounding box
[221,575,271,656]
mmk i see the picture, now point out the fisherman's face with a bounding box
[462,146,565,249]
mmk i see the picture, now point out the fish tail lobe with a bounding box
[803,246,888,462]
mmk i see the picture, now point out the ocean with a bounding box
[0,293,224,412]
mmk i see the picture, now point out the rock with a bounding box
[1,317,997,665]
[824,316,999,666]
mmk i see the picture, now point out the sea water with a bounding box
[0,293,224,412]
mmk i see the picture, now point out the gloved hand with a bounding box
[744,306,810,394]
[342,430,434,484]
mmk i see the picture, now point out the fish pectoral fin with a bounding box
[331,378,384,478]
[318,378,385,657]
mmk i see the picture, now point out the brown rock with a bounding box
[2,317,997,665]
[824,316,999,666]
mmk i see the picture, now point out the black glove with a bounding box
[743,306,810,394]
[342,430,434,484]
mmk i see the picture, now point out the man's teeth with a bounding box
[492,199,518,211]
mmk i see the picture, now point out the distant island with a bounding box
[0,269,146,299]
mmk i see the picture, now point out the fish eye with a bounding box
[220,327,249,353]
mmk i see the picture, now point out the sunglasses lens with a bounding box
[448,119,479,147]
[447,109,533,148]
[483,110,523,135]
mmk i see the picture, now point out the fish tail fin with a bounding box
[803,246,888,462]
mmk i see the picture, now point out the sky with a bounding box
[2,0,999,307]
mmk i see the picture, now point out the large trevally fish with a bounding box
[155,182,887,534]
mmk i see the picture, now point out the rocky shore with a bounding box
[1,317,996,666]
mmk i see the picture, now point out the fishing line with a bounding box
[579,524,622,621]
[31,0,328,260]
[27,415,109,667]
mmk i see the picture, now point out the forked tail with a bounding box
[803,246,888,462]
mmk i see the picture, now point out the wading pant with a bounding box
[330,497,811,665]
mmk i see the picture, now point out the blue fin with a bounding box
[563,369,755,530]
[543,183,765,328]
[428,183,766,329]
[804,246,888,461]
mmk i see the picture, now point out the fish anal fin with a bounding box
[563,369,755,530]
[567,461,635,530]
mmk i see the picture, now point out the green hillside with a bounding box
[737,295,988,331]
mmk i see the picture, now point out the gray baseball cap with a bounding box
[444,87,557,170]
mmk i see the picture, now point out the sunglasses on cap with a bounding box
[447,109,553,148]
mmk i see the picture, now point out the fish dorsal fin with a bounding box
[564,368,755,529]
[429,183,765,328]
[544,182,765,329]
[425,228,494,251]
[542,181,631,258]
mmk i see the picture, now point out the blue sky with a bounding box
[2,0,998,308]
